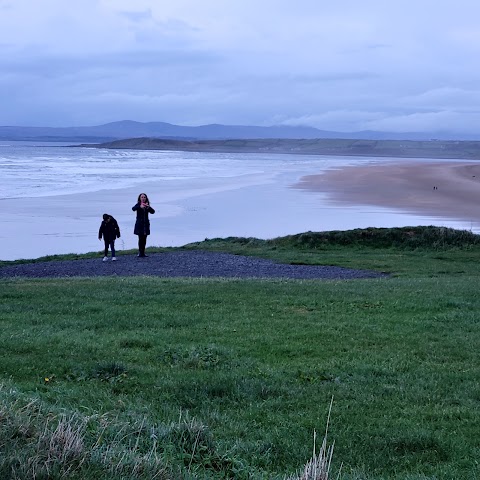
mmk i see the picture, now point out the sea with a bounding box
[0,141,471,261]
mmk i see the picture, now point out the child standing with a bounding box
[98,214,121,261]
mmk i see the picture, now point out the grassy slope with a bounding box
[0,226,479,479]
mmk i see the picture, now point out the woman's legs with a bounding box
[138,235,147,256]
[103,240,109,257]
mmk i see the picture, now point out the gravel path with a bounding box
[0,251,387,280]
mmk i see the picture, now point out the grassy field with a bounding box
[1,227,479,479]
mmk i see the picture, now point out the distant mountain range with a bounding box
[0,120,477,142]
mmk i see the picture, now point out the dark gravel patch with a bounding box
[0,251,388,280]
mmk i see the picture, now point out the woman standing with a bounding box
[132,193,155,257]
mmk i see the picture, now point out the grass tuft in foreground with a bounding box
[1,382,338,479]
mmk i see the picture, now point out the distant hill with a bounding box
[92,137,480,160]
[0,120,477,142]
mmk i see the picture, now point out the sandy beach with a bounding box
[295,161,480,226]
[1,169,333,261]
[3,155,480,261]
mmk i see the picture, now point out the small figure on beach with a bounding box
[132,193,155,257]
[98,213,121,261]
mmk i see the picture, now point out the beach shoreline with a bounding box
[295,161,480,225]
[2,153,480,261]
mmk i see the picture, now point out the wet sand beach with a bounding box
[3,156,480,261]
[295,161,480,226]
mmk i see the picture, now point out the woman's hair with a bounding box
[137,193,150,203]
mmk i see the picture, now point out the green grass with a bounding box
[1,226,480,479]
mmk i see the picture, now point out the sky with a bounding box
[1,0,480,135]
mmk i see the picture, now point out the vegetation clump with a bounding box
[185,226,480,254]
[269,226,480,250]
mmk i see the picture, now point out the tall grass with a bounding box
[1,382,339,479]
[286,399,338,480]
[0,383,172,479]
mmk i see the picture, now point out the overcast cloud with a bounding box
[1,0,480,135]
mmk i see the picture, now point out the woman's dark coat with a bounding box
[98,216,121,242]
[132,203,155,236]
